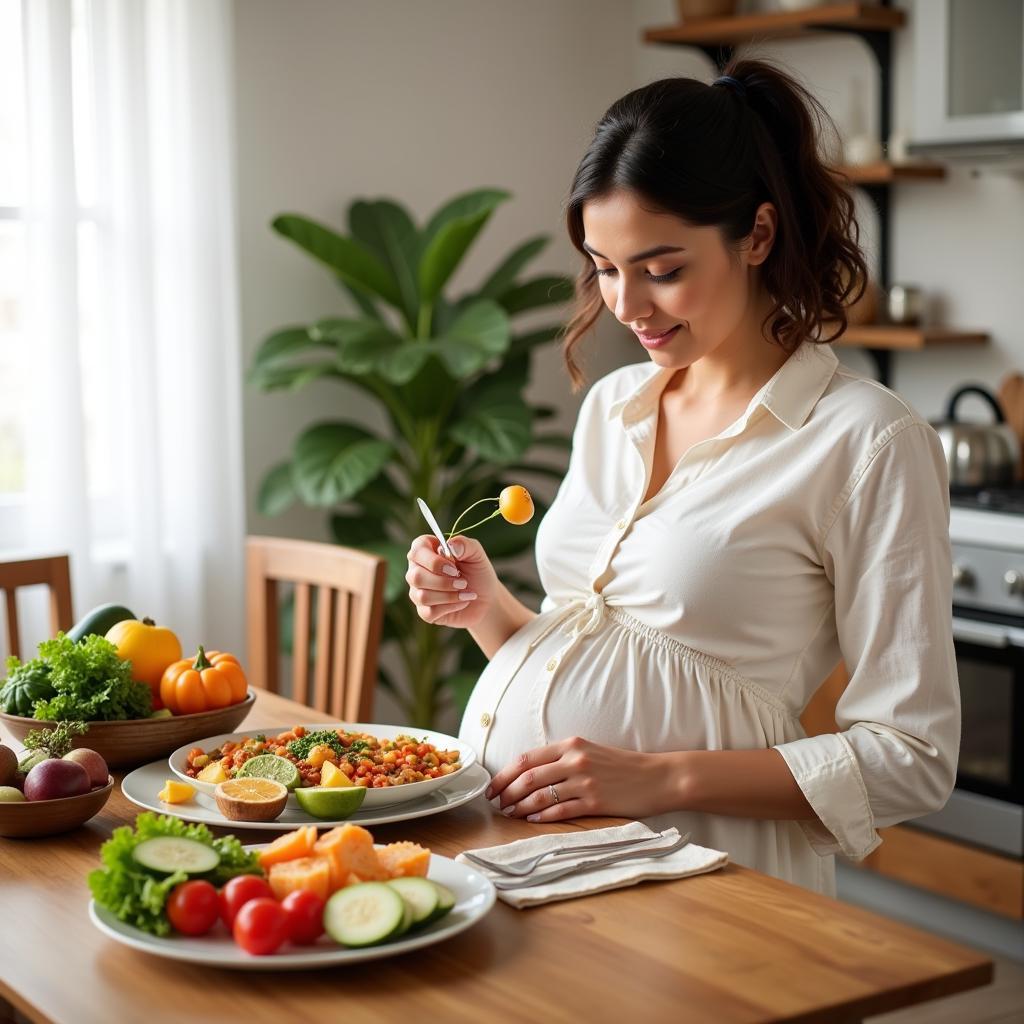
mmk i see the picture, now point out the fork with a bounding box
[462,832,672,877]
[490,831,692,891]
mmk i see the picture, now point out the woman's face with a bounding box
[581,189,774,369]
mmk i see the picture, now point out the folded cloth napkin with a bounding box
[456,821,729,909]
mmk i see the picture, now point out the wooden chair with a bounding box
[245,536,387,720]
[0,555,74,660]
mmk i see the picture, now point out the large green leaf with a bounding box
[477,234,549,299]
[257,462,297,517]
[248,363,338,392]
[293,422,394,507]
[348,199,420,328]
[449,400,532,464]
[496,275,574,315]
[312,316,430,385]
[433,300,509,379]
[417,189,510,304]
[251,326,331,370]
[339,278,384,322]
[273,214,403,309]
[329,513,389,547]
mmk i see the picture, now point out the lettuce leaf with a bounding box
[31,633,152,721]
[87,812,264,936]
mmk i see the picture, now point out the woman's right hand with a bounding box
[405,534,499,629]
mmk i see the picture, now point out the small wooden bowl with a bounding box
[0,776,114,838]
[0,691,256,769]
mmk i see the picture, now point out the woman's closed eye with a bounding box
[594,267,682,283]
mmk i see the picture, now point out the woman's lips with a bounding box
[634,325,681,349]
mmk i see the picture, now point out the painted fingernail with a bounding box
[485,785,494,799]
[442,564,459,577]
[450,540,465,557]
[526,814,540,822]
[502,804,516,816]
[452,578,468,590]
[458,591,477,601]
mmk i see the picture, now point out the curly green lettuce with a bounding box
[88,812,264,936]
[31,633,152,721]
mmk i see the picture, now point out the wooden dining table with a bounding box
[0,691,994,1024]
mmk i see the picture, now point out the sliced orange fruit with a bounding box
[214,777,288,822]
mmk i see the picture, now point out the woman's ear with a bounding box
[745,202,777,267]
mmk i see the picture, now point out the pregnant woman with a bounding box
[405,59,960,897]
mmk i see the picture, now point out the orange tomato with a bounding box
[498,484,534,525]
[160,647,248,715]
[106,617,183,706]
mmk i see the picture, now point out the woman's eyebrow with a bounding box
[582,241,686,263]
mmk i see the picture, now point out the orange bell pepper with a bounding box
[159,646,247,715]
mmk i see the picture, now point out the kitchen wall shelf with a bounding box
[642,4,905,49]
[643,2,991,389]
[837,326,990,350]
[833,161,946,184]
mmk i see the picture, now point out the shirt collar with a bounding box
[607,341,838,432]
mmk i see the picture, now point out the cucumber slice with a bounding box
[131,837,219,876]
[430,881,456,924]
[385,877,439,929]
[324,883,409,947]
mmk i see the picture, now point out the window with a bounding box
[0,0,122,551]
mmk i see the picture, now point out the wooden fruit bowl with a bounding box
[0,776,114,838]
[0,691,256,769]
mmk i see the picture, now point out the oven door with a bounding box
[912,612,1024,856]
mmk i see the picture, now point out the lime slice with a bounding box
[294,784,367,820]
[236,754,301,791]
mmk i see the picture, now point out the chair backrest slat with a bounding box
[0,555,74,661]
[246,537,385,718]
[291,582,312,707]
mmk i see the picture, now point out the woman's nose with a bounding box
[613,279,654,325]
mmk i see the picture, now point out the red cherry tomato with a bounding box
[232,897,289,956]
[166,880,220,936]
[280,889,325,945]
[219,874,274,929]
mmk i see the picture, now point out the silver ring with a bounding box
[548,784,560,804]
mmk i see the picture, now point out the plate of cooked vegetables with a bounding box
[168,723,476,811]
[88,812,495,969]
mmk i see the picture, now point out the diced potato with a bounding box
[197,762,230,784]
[319,761,352,788]
[157,779,195,804]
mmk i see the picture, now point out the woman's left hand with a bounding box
[485,736,679,822]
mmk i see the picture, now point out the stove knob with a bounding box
[952,563,974,588]
[1004,569,1024,596]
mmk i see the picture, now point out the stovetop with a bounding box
[950,487,1024,515]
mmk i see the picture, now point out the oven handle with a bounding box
[951,615,1024,648]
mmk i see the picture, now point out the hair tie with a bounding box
[713,75,747,101]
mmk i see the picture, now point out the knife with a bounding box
[416,497,454,559]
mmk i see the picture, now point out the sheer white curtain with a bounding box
[17,0,245,656]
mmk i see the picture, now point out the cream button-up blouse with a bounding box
[458,340,961,897]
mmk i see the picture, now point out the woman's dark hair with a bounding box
[560,57,867,391]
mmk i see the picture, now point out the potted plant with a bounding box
[250,188,573,728]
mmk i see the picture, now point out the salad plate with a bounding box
[88,845,496,970]
[168,722,476,809]
[123,758,491,829]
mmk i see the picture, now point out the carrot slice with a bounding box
[257,824,318,869]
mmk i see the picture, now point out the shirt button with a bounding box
[616,519,627,530]
[479,712,491,727]
[545,657,558,671]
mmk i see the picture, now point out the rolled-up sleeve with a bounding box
[772,419,961,860]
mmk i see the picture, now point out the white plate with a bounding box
[168,723,477,809]
[89,846,496,970]
[123,758,491,829]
